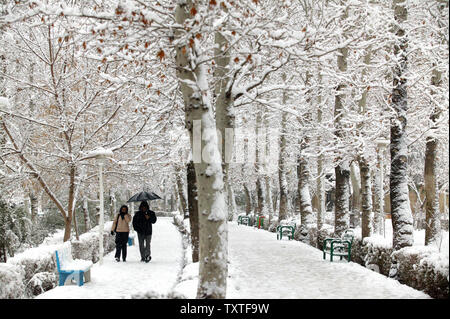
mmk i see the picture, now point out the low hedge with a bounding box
[0,222,115,298]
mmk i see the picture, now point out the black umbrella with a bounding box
[127,191,161,203]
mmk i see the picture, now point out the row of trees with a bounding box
[0,0,448,298]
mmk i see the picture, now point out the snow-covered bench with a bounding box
[238,216,250,226]
[277,225,295,240]
[55,242,93,286]
[323,229,354,262]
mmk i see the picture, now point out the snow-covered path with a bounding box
[34,218,431,299]
[36,217,182,299]
[226,223,431,299]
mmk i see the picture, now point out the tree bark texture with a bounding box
[360,158,373,239]
[278,86,288,222]
[175,1,228,298]
[187,160,200,263]
[390,0,414,250]
[334,46,350,237]
[424,68,442,245]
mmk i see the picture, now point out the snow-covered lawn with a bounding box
[36,217,182,299]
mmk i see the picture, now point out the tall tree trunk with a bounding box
[334,44,350,237]
[187,160,199,263]
[244,183,252,215]
[30,190,38,225]
[162,178,167,212]
[357,46,373,236]
[278,81,288,222]
[297,72,313,232]
[360,158,373,239]
[175,1,228,299]
[227,175,237,221]
[170,192,175,212]
[255,110,265,216]
[424,67,442,245]
[214,24,234,186]
[264,107,274,224]
[390,0,414,250]
[316,73,325,230]
[350,162,361,228]
[176,166,188,218]
[83,196,90,232]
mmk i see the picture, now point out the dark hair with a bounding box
[119,205,128,219]
[139,201,149,212]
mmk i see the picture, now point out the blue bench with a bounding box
[55,242,93,286]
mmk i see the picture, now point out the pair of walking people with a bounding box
[110,201,157,263]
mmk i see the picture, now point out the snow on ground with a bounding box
[225,222,431,299]
[34,217,434,299]
[36,217,182,299]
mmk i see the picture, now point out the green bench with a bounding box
[276,225,295,240]
[237,216,251,226]
[323,229,354,262]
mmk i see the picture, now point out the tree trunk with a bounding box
[373,161,382,234]
[162,179,167,212]
[350,163,361,228]
[424,68,442,245]
[175,1,228,299]
[214,25,234,186]
[335,165,350,236]
[360,158,373,239]
[187,160,200,263]
[176,166,189,218]
[278,84,288,222]
[30,191,38,225]
[83,197,90,232]
[334,44,350,237]
[244,183,252,215]
[227,175,237,221]
[316,71,325,230]
[390,0,414,250]
[297,72,313,231]
[263,107,274,223]
[255,110,265,216]
[170,192,175,212]
[298,157,313,225]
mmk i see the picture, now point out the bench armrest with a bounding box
[323,238,335,250]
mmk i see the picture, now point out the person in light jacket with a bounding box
[132,201,157,263]
[111,205,132,262]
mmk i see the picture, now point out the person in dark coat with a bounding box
[111,205,132,262]
[132,201,157,263]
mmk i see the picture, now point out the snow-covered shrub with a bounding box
[316,224,334,250]
[8,244,60,283]
[171,262,199,299]
[391,246,449,299]
[294,225,317,246]
[268,217,279,233]
[27,271,57,296]
[71,221,115,263]
[358,236,393,275]
[0,263,26,298]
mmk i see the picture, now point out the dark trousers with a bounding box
[115,232,129,260]
[137,233,152,260]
